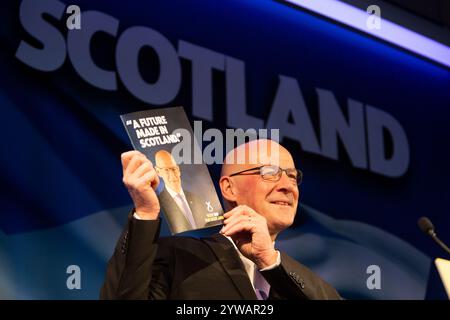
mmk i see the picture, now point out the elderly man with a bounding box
[100,139,341,300]
[154,150,210,233]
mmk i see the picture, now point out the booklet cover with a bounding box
[120,107,224,234]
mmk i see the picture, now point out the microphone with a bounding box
[418,216,450,256]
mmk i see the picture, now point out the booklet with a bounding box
[120,106,224,234]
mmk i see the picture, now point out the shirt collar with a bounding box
[224,235,255,286]
[223,235,276,288]
[165,184,185,198]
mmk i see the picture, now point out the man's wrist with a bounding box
[256,250,281,270]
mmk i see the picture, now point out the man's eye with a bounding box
[286,169,298,179]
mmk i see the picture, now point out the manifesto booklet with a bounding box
[121,106,224,234]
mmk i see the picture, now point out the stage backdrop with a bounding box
[0,0,449,299]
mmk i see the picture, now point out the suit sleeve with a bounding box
[261,252,342,300]
[99,212,173,300]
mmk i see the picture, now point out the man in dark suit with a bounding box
[100,139,341,300]
[158,187,211,234]
[154,149,212,233]
[155,150,205,233]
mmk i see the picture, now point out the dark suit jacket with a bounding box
[159,188,217,234]
[100,213,341,300]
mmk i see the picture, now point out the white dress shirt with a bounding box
[224,235,280,299]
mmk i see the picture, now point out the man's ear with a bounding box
[219,176,237,203]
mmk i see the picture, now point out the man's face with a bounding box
[230,148,300,236]
[155,154,182,192]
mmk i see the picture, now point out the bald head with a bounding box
[155,150,182,193]
[219,139,299,238]
[155,150,177,168]
[221,139,287,177]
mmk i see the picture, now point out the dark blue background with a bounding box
[0,0,449,299]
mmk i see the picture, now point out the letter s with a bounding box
[15,0,66,71]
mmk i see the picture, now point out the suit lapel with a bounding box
[202,233,257,300]
[268,287,282,300]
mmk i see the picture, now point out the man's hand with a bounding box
[121,151,160,220]
[220,205,278,269]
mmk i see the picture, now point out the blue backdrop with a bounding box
[0,0,449,299]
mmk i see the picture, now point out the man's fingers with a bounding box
[223,205,255,219]
[223,210,253,226]
[130,161,154,180]
[223,206,260,226]
[223,207,239,219]
[222,215,251,233]
[124,154,148,177]
[123,156,142,178]
[150,172,160,190]
[222,221,254,237]
[223,213,262,233]
[136,170,159,190]
[121,151,142,172]
[223,205,256,231]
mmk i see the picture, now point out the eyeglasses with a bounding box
[229,165,303,185]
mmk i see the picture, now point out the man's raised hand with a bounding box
[121,151,160,220]
[220,205,279,269]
